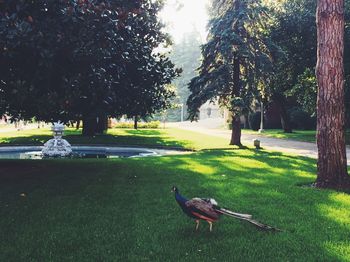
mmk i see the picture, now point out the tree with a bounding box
[288,68,317,116]
[0,0,177,136]
[267,0,317,133]
[315,0,350,188]
[268,0,350,132]
[187,0,273,146]
[111,1,179,129]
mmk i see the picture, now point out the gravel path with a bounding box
[169,118,350,165]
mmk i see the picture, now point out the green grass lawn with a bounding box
[243,129,350,144]
[0,129,350,261]
[0,127,235,150]
[242,129,318,143]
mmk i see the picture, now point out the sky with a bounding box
[159,0,210,44]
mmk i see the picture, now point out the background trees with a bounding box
[167,30,202,122]
[266,0,350,132]
[265,0,317,133]
[0,0,177,135]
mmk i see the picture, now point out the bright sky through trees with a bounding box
[160,0,209,43]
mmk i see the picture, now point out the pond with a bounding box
[0,146,173,159]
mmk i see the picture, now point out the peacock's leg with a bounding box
[195,220,200,231]
[208,221,213,232]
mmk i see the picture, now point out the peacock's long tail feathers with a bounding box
[218,207,252,219]
[216,208,281,231]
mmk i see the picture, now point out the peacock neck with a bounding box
[175,190,188,205]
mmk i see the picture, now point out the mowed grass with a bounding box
[0,129,350,261]
[243,129,350,144]
[0,127,232,150]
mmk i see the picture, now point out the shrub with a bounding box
[249,112,262,131]
[289,108,315,130]
[113,121,160,129]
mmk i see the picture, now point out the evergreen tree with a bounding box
[187,0,273,146]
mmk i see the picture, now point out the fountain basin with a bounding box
[0,146,167,159]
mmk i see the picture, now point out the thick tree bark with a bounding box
[82,116,97,136]
[76,120,80,130]
[134,116,138,130]
[315,0,350,188]
[243,113,250,129]
[82,114,108,136]
[272,94,292,133]
[96,114,108,134]
[230,115,242,146]
[279,102,292,133]
[229,1,242,147]
[230,54,242,147]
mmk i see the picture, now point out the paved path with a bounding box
[169,118,350,165]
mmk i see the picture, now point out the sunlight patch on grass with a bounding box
[324,241,350,261]
[165,128,234,150]
[243,129,350,145]
[172,158,219,176]
[318,193,350,230]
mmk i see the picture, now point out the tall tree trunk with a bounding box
[76,120,80,130]
[82,115,97,136]
[230,114,242,146]
[315,0,350,188]
[230,54,242,147]
[273,94,292,133]
[279,102,292,133]
[96,114,108,134]
[134,116,138,130]
[243,113,250,129]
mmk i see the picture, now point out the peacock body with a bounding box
[172,186,279,232]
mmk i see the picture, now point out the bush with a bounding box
[289,108,315,130]
[249,112,262,131]
[113,121,160,129]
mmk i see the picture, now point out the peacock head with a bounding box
[171,186,178,193]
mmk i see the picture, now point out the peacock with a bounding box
[172,186,280,232]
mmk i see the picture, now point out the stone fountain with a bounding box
[42,121,72,157]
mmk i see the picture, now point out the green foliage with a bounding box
[264,0,317,131]
[288,69,317,116]
[113,121,160,129]
[0,0,177,132]
[249,111,261,131]
[268,0,317,94]
[267,0,350,126]
[289,108,315,130]
[187,0,274,120]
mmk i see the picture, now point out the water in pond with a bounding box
[0,147,158,159]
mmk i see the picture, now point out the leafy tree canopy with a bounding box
[0,0,178,134]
